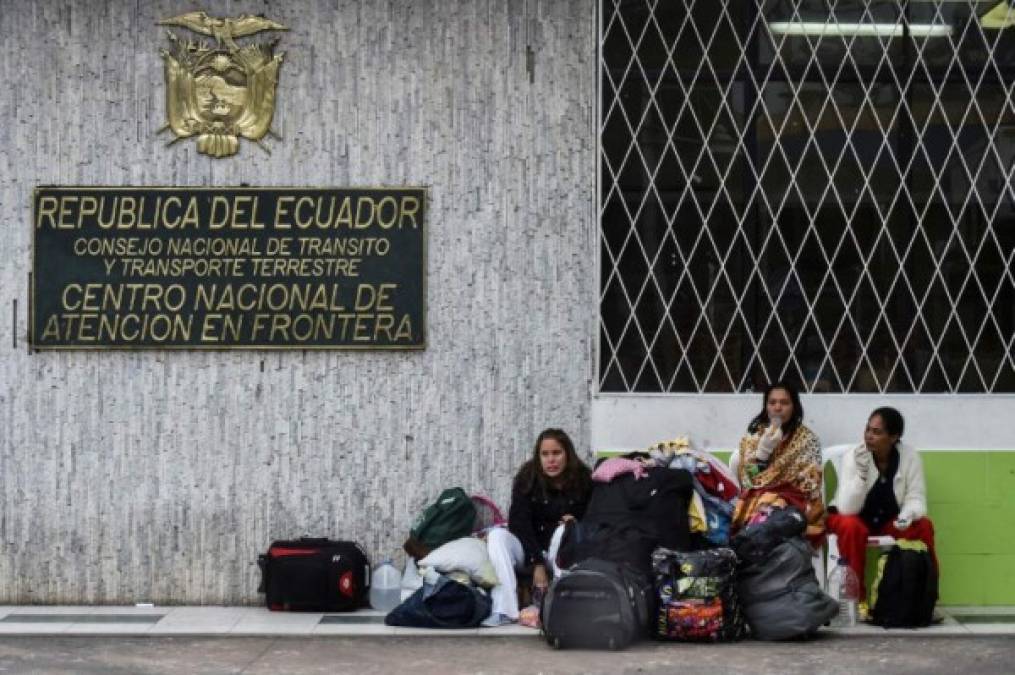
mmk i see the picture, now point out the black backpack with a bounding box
[542,558,653,650]
[571,467,692,573]
[870,539,938,628]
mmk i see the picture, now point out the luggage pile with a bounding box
[256,486,502,631]
[387,488,499,629]
[648,438,740,546]
[547,447,838,650]
[254,466,845,648]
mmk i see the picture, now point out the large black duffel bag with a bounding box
[567,466,692,573]
[736,537,838,640]
[257,537,370,611]
[542,558,653,650]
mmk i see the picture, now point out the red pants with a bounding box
[825,513,938,599]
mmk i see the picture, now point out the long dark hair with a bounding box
[513,428,592,498]
[747,381,804,437]
[870,406,905,442]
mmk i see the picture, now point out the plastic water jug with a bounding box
[827,557,861,627]
[369,559,401,612]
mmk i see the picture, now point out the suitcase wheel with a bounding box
[607,636,617,651]
[552,637,562,650]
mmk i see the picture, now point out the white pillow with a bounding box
[419,536,499,588]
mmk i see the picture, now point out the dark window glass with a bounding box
[600,0,1015,392]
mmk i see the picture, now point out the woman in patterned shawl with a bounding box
[729,382,825,540]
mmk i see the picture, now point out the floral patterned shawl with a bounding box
[732,424,825,538]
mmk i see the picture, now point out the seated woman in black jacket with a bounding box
[485,428,592,626]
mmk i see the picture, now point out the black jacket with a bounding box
[576,467,693,573]
[508,479,591,567]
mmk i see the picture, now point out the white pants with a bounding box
[486,525,565,620]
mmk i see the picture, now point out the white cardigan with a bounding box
[832,442,927,523]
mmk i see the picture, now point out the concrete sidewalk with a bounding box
[0,605,1010,637]
[1,634,1014,675]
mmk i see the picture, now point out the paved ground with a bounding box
[0,605,1010,673]
[0,605,1008,637]
[0,634,1013,674]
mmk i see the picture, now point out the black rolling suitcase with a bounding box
[542,558,652,650]
[258,538,370,611]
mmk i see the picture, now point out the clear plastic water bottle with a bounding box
[369,558,401,612]
[827,557,860,627]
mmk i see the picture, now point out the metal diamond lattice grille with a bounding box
[599,0,1015,393]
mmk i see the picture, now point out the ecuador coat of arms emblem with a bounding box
[157,11,287,158]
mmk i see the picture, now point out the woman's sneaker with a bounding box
[481,612,515,627]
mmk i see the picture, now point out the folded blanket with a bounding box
[592,457,648,483]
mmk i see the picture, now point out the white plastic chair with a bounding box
[821,443,895,590]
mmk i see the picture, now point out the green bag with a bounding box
[403,487,477,559]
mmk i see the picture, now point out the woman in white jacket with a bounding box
[827,407,938,599]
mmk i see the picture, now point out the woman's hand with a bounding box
[854,444,873,482]
[756,422,783,461]
[532,563,549,590]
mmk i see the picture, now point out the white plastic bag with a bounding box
[419,536,499,588]
[400,556,423,601]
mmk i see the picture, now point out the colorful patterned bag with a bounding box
[652,547,745,642]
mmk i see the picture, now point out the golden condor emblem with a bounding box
[157,11,287,158]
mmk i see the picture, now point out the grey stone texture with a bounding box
[1,635,1014,674]
[0,0,596,603]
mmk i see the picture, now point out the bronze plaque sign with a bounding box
[31,187,426,350]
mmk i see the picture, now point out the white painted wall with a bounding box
[592,394,1015,453]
